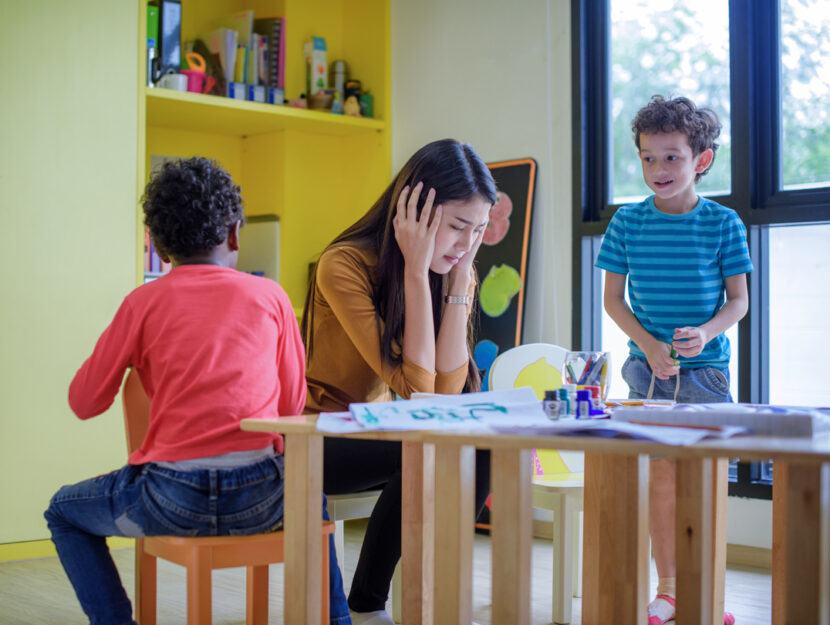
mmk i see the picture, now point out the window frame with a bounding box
[571,0,830,499]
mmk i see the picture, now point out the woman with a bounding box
[302,139,497,625]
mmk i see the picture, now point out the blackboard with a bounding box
[474,158,537,388]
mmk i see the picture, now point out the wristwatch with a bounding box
[444,294,470,305]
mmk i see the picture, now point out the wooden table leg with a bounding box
[772,461,830,625]
[491,448,533,625]
[433,442,475,625]
[402,440,434,625]
[675,457,715,625]
[582,452,649,625]
[284,432,323,625]
[710,458,728,625]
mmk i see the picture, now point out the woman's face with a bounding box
[429,195,491,274]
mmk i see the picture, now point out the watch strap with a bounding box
[444,294,470,305]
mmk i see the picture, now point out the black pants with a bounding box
[324,437,491,613]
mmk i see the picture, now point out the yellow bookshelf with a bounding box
[146,88,386,136]
[138,0,391,307]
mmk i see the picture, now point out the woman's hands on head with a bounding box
[393,181,441,278]
[449,227,484,287]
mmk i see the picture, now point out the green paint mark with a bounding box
[480,264,522,317]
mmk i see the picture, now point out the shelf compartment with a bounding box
[146,87,386,137]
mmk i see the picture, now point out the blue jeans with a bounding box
[621,355,732,403]
[44,456,351,625]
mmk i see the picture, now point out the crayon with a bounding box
[577,356,594,385]
[566,363,578,384]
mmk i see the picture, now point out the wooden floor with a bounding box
[0,520,771,624]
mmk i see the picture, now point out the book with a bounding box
[221,9,253,47]
[205,28,238,85]
[611,403,830,437]
[253,17,286,89]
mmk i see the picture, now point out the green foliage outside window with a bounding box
[781,0,830,189]
[610,1,731,203]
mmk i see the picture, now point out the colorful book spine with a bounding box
[277,17,285,89]
[253,17,285,89]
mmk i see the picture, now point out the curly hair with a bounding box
[632,95,722,181]
[142,157,245,260]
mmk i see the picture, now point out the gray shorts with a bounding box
[621,355,732,404]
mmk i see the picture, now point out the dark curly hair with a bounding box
[632,95,722,182]
[142,157,245,260]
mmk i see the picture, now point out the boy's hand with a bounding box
[642,340,680,380]
[672,326,709,358]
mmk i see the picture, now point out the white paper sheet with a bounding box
[312,388,749,445]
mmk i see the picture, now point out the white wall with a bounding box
[391,0,573,347]
[390,0,772,552]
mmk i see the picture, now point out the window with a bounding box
[610,0,731,204]
[780,0,830,190]
[573,0,830,499]
[769,223,830,405]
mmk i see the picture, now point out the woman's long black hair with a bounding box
[301,138,498,393]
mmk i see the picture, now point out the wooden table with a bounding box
[240,416,830,625]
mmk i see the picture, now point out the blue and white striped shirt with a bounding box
[595,196,753,369]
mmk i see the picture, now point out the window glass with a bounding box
[769,223,830,405]
[610,0,731,204]
[599,261,739,401]
[780,0,830,189]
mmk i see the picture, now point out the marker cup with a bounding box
[564,351,611,401]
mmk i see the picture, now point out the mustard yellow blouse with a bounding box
[304,245,475,413]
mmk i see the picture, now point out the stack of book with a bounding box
[204,10,286,104]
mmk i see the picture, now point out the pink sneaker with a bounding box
[647,594,675,625]
[647,595,736,625]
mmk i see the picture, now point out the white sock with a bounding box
[349,609,395,625]
[656,576,676,597]
[349,608,482,625]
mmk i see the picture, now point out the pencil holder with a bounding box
[564,351,611,401]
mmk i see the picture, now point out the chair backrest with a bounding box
[488,343,568,400]
[122,369,151,455]
[487,343,583,478]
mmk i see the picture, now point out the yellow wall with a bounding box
[0,2,138,548]
[0,0,389,560]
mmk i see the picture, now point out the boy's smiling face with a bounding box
[638,131,713,214]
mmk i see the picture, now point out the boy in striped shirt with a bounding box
[596,95,752,625]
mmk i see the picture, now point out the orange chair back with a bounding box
[122,369,151,455]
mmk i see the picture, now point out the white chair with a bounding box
[328,491,403,623]
[488,342,583,625]
[327,490,382,576]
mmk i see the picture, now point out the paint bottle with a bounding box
[558,388,570,417]
[564,383,577,416]
[585,385,601,410]
[543,390,561,420]
[575,389,591,419]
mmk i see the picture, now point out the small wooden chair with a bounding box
[488,343,583,624]
[121,369,334,625]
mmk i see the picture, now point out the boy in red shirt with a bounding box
[45,158,351,625]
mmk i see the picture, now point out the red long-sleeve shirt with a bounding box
[69,265,306,464]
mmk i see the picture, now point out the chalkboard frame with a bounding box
[476,157,537,350]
